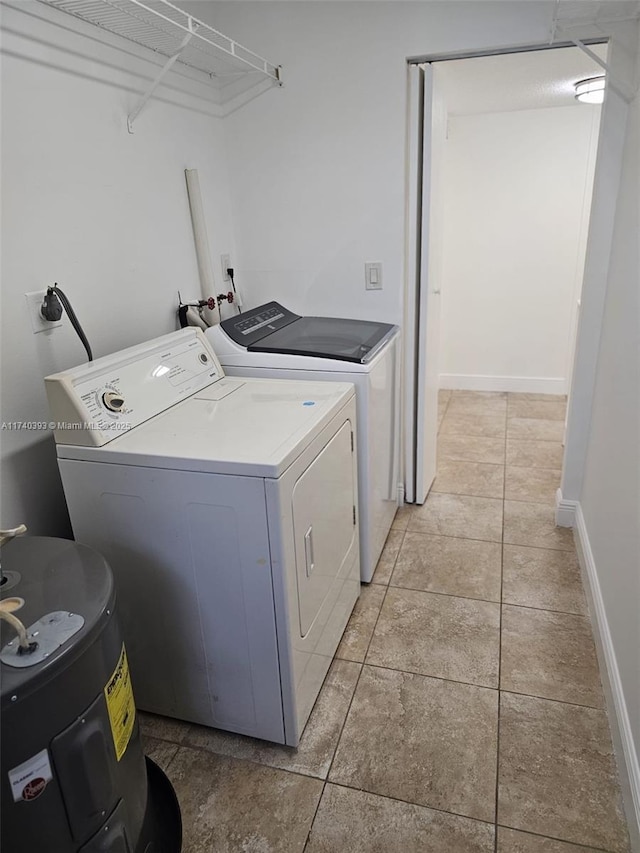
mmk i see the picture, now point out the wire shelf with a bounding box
[37,0,281,82]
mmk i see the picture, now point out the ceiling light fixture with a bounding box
[574,76,606,104]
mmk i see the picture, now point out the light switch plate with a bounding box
[365,262,383,291]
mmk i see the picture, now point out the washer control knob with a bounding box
[102,391,125,412]
[199,352,209,364]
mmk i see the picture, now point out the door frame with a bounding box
[402,34,630,514]
[403,61,445,504]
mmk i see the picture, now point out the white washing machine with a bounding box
[208,302,401,583]
[45,328,359,746]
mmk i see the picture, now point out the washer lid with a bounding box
[219,302,398,364]
[251,316,398,363]
[56,377,356,478]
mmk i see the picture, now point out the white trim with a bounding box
[574,504,640,846]
[555,488,578,527]
[402,63,422,505]
[439,373,567,395]
[561,27,635,503]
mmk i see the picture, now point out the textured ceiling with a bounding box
[552,0,640,28]
[439,44,609,116]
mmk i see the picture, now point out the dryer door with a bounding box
[292,420,356,637]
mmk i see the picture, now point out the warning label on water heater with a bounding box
[104,644,136,761]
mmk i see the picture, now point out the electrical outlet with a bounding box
[221,254,231,282]
[25,291,63,334]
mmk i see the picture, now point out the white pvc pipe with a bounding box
[185,169,220,325]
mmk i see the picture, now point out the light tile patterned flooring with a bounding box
[141,391,631,853]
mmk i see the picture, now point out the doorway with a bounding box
[404,43,607,505]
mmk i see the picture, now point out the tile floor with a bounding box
[140,390,631,853]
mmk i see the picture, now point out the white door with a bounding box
[404,63,446,503]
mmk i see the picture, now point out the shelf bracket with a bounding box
[127,22,197,133]
[568,35,610,75]
[556,26,636,104]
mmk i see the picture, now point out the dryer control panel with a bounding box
[45,329,223,447]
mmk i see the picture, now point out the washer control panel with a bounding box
[220,301,301,348]
[45,329,223,447]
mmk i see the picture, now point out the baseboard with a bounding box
[439,373,567,394]
[555,488,578,527]
[574,504,640,848]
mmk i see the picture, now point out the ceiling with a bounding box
[439,44,609,116]
[553,1,640,29]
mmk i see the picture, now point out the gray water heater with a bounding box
[0,536,181,853]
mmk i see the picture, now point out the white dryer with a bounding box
[207,302,401,582]
[45,329,359,746]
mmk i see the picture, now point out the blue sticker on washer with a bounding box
[303,401,315,406]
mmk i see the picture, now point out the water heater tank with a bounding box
[0,536,181,853]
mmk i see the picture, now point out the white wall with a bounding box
[577,55,640,841]
[188,1,555,324]
[0,1,237,536]
[0,0,564,536]
[439,104,600,394]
